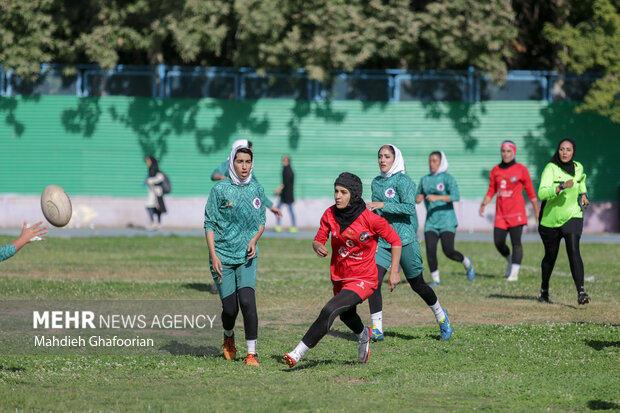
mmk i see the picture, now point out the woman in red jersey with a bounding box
[479,141,539,281]
[284,172,402,368]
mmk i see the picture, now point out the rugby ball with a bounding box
[41,185,72,227]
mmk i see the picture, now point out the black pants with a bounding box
[302,289,363,348]
[424,231,465,273]
[538,218,585,294]
[368,265,437,314]
[147,207,161,223]
[493,225,524,264]
[221,287,258,340]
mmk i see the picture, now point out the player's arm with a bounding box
[312,211,330,257]
[370,214,402,291]
[521,166,540,220]
[480,169,496,216]
[538,164,563,200]
[204,187,223,276]
[577,165,589,208]
[211,160,228,181]
[415,179,425,204]
[247,186,267,259]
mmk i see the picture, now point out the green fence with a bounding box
[1,96,618,201]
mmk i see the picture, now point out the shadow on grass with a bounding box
[585,340,620,351]
[587,400,620,411]
[488,293,578,309]
[183,283,219,295]
[159,341,220,357]
[384,331,421,341]
[269,354,344,371]
[0,365,25,372]
[327,330,357,342]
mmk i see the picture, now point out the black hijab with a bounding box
[147,155,160,177]
[333,172,366,232]
[550,138,576,176]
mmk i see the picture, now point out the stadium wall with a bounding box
[1,96,618,232]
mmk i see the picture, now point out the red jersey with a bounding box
[485,163,537,230]
[314,207,401,298]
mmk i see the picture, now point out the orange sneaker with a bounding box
[222,335,237,360]
[283,353,296,368]
[244,353,259,366]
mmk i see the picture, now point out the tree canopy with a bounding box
[1,0,619,120]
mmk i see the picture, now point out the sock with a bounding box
[289,341,310,362]
[224,329,234,338]
[462,256,471,268]
[510,263,520,277]
[431,270,440,283]
[370,311,383,332]
[506,254,512,263]
[430,301,446,323]
[246,339,257,355]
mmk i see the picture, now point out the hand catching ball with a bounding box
[41,185,72,227]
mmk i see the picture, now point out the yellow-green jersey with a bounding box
[538,161,587,228]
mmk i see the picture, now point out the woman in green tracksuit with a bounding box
[416,151,474,285]
[537,138,590,305]
[366,144,452,341]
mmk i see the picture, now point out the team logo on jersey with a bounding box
[384,188,396,198]
[346,240,354,248]
[510,176,517,183]
[252,198,261,209]
[436,183,445,191]
[356,281,365,290]
[359,232,370,243]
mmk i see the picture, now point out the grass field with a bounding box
[0,235,618,412]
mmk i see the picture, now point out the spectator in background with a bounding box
[211,139,281,219]
[1,221,47,262]
[274,155,297,233]
[145,155,167,230]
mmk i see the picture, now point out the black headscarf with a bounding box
[147,155,160,177]
[333,172,366,232]
[550,138,576,176]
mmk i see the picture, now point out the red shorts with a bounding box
[494,213,527,230]
[332,279,377,301]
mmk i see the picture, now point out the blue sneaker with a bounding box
[371,325,384,342]
[439,310,452,340]
[428,281,441,286]
[465,259,475,281]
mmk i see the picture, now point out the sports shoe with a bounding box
[505,254,512,277]
[274,225,283,233]
[465,259,475,281]
[428,281,441,286]
[506,271,518,282]
[222,334,237,360]
[289,227,298,233]
[371,325,384,342]
[578,292,590,305]
[358,326,371,363]
[283,353,297,368]
[439,309,452,340]
[243,353,259,366]
[538,290,550,303]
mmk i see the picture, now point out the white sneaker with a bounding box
[358,326,371,363]
[506,268,519,282]
[505,254,512,278]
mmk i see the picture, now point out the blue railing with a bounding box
[0,63,601,102]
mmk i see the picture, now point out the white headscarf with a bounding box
[228,139,249,159]
[228,142,253,185]
[380,144,406,178]
[432,151,449,175]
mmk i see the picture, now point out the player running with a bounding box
[366,145,452,342]
[416,151,475,285]
[283,173,402,368]
[537,138,590,305]
[479,141,539,281]
[204,143,266,366]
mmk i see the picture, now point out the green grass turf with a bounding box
[0,236,618,412]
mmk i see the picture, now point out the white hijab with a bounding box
[380,144,406,178]
[228,142,253,185]
[432,151,449,175]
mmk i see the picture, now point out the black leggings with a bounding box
[538,218,585,294]
[368,265,437,314]
[221,287,258,340]
[424,231,465,273]
[302,289,363,348]
[494,225,524,264]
